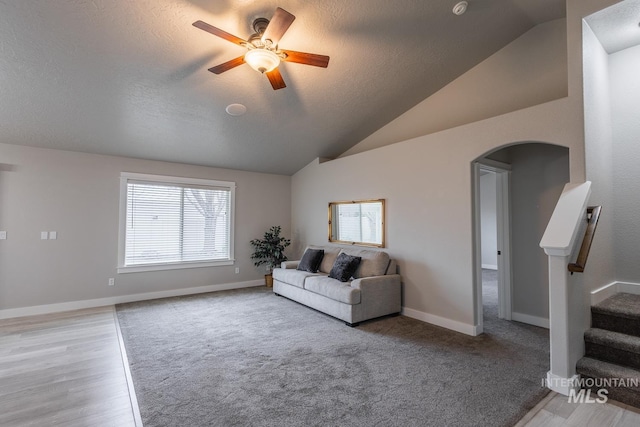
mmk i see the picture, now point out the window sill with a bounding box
[117,259,234,274]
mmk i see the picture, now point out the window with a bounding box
[118,173,235,273]
[328,199,385,247]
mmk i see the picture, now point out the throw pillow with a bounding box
[297,248,325,273]
[328,253,362,282]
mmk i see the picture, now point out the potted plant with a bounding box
[250,225,291,287]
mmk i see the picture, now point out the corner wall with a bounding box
[610,44,640,282]
[0,143,291,312]
[582,22,616,293]
[505,144,570,321]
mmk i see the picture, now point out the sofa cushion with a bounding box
[309,245,341,274]
[272,268,323,289]
[297,248,324,273]
[328,253,362,282]
[304,276,361,305]
[340,248,390,278]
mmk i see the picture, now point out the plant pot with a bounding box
[265,273,273,288]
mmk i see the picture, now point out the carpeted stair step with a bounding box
[592,293,640,338]
[585,328,640,370]
[576,356,640,408]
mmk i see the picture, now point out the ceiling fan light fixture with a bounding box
[193,7,328,90]
[244,49,280,73]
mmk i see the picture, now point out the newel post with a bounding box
[540,182,591,396]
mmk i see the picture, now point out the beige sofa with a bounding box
[272,245,401,326]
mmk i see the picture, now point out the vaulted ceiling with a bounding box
[0,0,566,175]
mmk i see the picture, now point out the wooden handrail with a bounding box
[568,205,602,274]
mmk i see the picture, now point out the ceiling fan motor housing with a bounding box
[252,18,270,36]
[249,18,277,50]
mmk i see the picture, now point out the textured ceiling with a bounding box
[586,0,640,54]
[0,0,565,175]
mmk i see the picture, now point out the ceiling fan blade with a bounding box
[208,56,245,74]
[262,7,295,44]
[266,68,286,90]
[193,20,247,46]
[281,50,330,68]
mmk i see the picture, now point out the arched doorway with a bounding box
[473,142,570,333]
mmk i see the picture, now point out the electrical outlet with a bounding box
[235,267,240,274]
[108,278,115,286]
[0,231,6,240]
[49,231,57,240]
[40,231,48,240]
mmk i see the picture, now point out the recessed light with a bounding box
[225,103,247,116]
[453,1,468,16]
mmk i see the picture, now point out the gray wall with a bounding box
[480,172,497,269]
[582,22,616,292]
[610,44,640,282]
[499,143,570,320]
[581,13,640,288]
[0,143,291,310]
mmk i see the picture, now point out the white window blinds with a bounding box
[336,202,383,245]
[119,173,235,272]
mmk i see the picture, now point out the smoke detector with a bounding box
[225,104,247,116]
[453,1,468,16]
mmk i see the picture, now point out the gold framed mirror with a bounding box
[328,199,385,247]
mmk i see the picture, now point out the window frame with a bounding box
[117,172,236,274]
[328,199,385,248]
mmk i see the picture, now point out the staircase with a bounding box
[576,293,640,407]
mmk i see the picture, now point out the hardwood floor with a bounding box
[515,391,640,427]
[0,307,139,427]
[1,306,638,426]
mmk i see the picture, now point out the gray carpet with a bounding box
[116,271,549,427]
[578,292,640,407]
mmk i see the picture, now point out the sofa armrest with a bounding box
[351,274,401,291]
[351,274,402,319]
[281,260,300,269]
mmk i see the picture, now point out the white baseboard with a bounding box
[591,281,640,305]
[591,282,618,305]
[618,281,640,294]
[512,312,550,329]
[0,280,264,320]
[482,264,498,270]
[402,306,479,336]
[546,371,580,396]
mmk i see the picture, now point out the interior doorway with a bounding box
[473,160,512,333]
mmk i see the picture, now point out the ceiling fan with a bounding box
[193,7,330,90]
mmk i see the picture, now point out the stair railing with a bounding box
[568,205,602,274]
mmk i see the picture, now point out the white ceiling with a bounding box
[0,0,565,175]
[586,0,640,54]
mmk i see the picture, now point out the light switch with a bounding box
[41,231,49,240]
[49,231,57,240]
[0,231,6,240]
